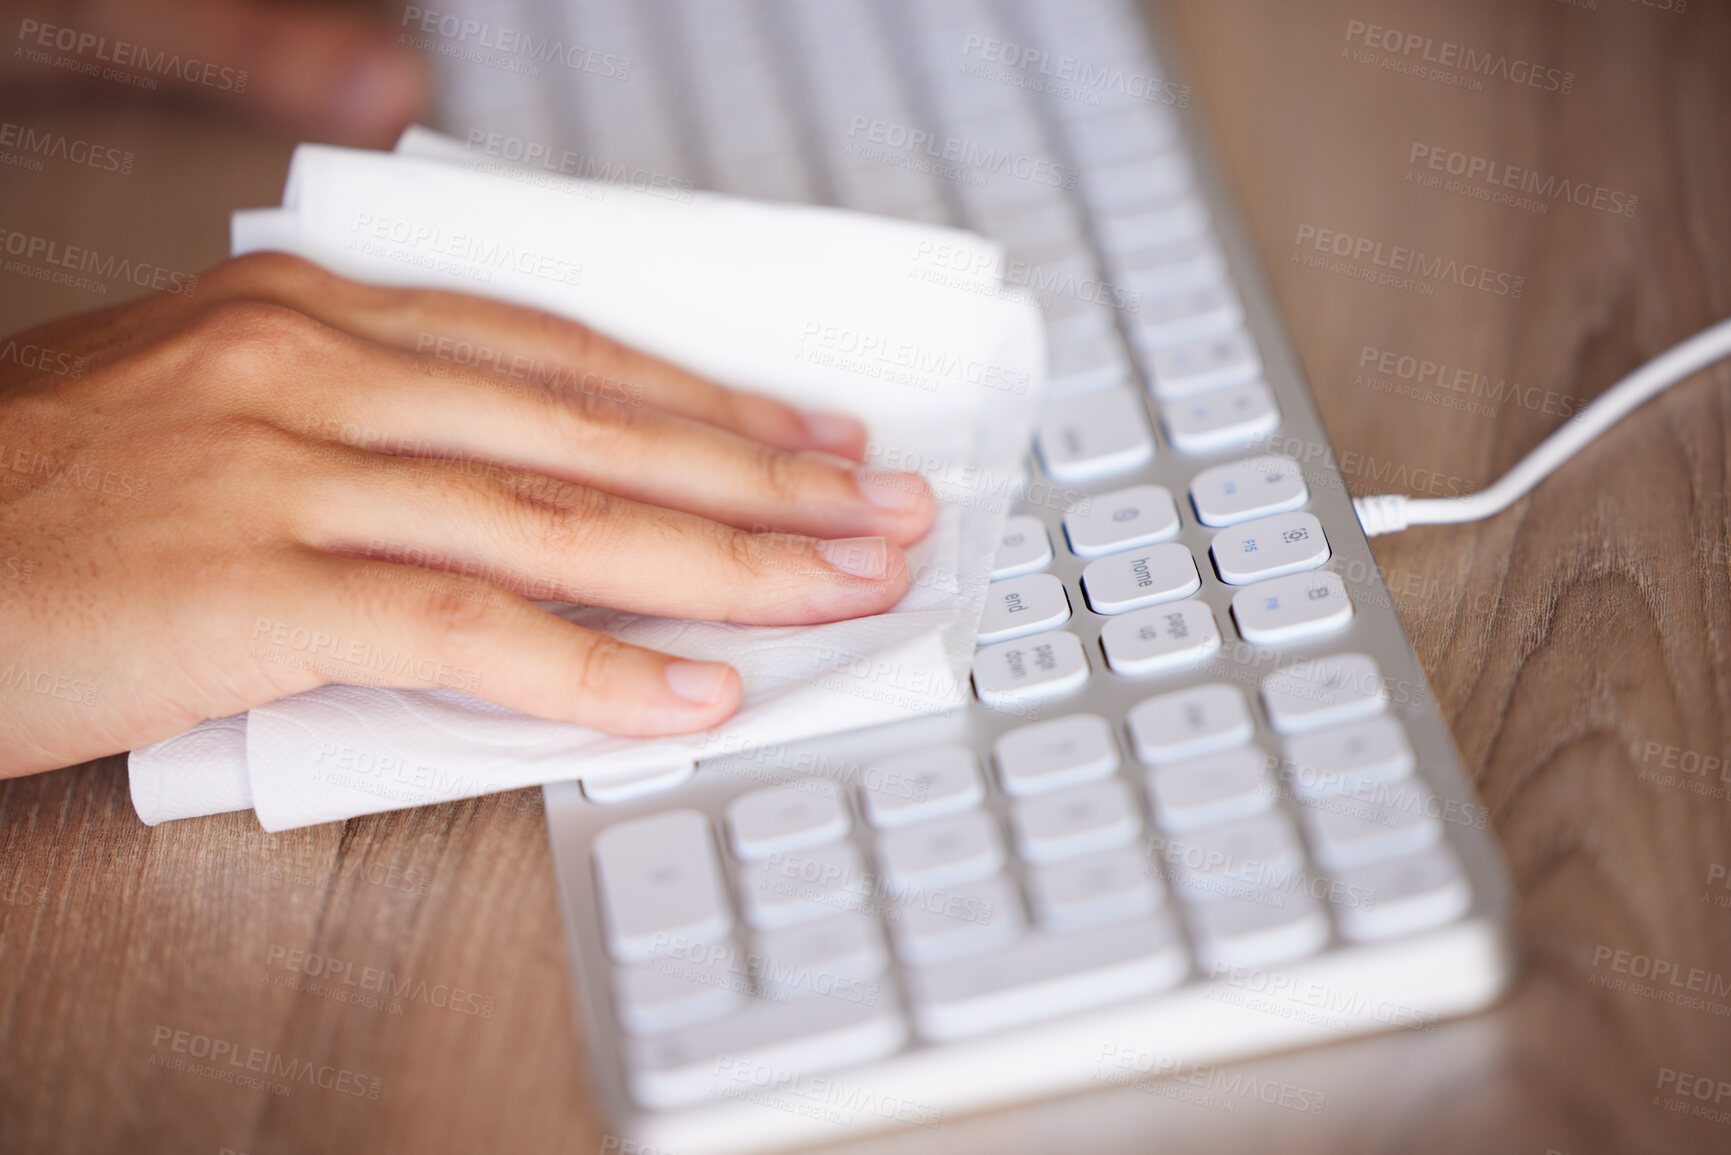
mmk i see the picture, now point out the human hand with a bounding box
[0,252,935,776]
[2,0,427,146]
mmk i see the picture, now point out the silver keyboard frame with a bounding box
[539,1,1518,1150]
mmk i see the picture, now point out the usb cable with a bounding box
[1354,317,1731,536]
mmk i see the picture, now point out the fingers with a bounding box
[81,0,429,146]
[206,253,872,459]
[269,551,743,736]
[209,299,933,545]
[287,448,913,625]
[325,362,933,545]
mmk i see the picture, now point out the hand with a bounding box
[2,0,427,146]
[0,252,936,777]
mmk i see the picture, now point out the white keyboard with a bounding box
[430,0,1518,1150]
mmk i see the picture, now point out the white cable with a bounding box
[1353,317,1731,536]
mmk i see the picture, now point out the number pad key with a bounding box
[1146,746,1278,831]
[1010,779,1142,864]
[978,573,1071,644]
[1081,544,1199,614]
[877,811,1005,889]
[993,713,1120,797]
[1035,387,1155,485]
[1159,381,1280,453]
[753,914,889,1002]
[1300,788,1442,871]
[1189,456,1308,528]
[992,514,1054,579]
[973,630,1091,709]
[860,746,985,829]
[1230,571,1353,645]
[1099,600,1222,676]
[1332,847,1472,942]
[1188,890,1329,969]
[1026,848,1163,931]
[1128,684,1254,765]
[891,875,1024,966]
[1149,329,1262,400]
[727,781,851,862]
[1283,717,1415,800]
[614,956,744,1036]
[593,810,733,963]
[740,842,871,929]
[1160,812,1305,903]
[1262,653,1387,734]
[1062,484,1181,558]
[1132,282,1243,349]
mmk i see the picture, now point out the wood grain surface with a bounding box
[4,1,1731,1152]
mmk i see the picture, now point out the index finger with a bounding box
[213,253,873,459]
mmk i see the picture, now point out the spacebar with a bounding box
[625,994,907,1110]
[905,917,1189,1042]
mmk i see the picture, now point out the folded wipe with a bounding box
[127,130,1042,832]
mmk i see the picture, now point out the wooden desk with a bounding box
[4,0,1730,1151]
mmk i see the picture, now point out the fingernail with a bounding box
[664,660,733,705]
[815,536,889,580]
[853,468,926,512]
[803,409,866,451]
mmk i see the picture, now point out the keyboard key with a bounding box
[1066,104,1180,164]
[1231,571,1353,645]
[994,713,1120,797]
[1116,234,1228,296]
[1150,329,1263,400]
[593,810,733,963]
[1102,607,1217,681]
[1301,787,1442,870]
[727,781,852,862]
[625,987,907,1110]
[1131,282,1243,349]
[1097,195,1211,252]
[877,810,1005,888]
[973,630,1091,709]
[1210,512,1330,585]
[1262,653,1388,734]
[890,875,1024,966]
[905,915,1187,1041]
[614,955,745,1036]
[1084,152,1194,211]
[1160,381,1281,453]
[1026,847,1164,931]
[992,514,1054,579]
[1332,846,1472,942]
[978,572,1072,644]
[1062,484,1182,558]
[975,198,1086,250]
[1147,746,1278,831]
[1047,332,1133,398]
[1128,683,1254,764]
[1081,543,1199,614]
[1035,387,1155,484]
[1188,890,1330,969]
[753,913,888,1002]
[740,842,871,929]
[860,745,985,829]
[1283,717,1415,800]
[1189,455,1309,527]
[1011,779,1142,864]
[1161,812,1306,902]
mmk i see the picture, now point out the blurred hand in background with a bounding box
[0,0,429,145]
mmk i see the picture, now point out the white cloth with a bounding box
[127,131,1042,831]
